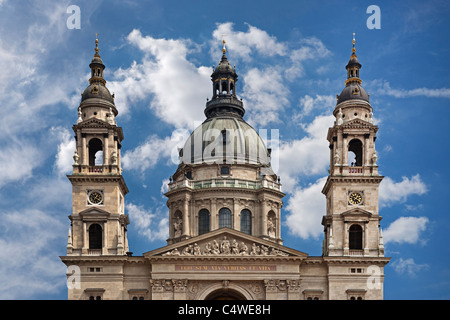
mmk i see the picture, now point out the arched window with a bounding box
[218,208,232,228]
[88,138,103,166]
[221,81,228,94]
[348,139,362,166]
[349,224,363,250]
[198,209,210,235]
[240,209,252,235]
[89,224,102,249]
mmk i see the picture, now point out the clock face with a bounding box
[88,191,103,205]
[348,192,363,205]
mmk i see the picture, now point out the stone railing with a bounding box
[168,178,282,192]
[88,249,102,256]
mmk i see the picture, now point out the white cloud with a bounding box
[54,127,76,176]
[276,115,333,191]
[122,128,190,172]
[242,67,290,126]
[0,142,41,188]
[369,79,450,99]
[108,29,211,129]
[284,176,328,239]
[379,174,427,208]
[296,94,335,119]
[0,207,66,299]
[391,258,429,277]
[126,203,168,242]
[211,22,287,61]
[383,216,429,245]
[285,37,331,80]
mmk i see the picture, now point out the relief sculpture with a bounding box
[162,236,288,256]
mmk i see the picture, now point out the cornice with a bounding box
[322,175,383,195]
[67,174,129,194]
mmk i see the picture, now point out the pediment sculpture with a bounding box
[162,236,289,257]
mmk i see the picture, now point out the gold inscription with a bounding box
[175,265,276,272]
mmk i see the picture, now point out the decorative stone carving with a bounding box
[336,108,344,125]
[73,150,80,165]
[372,151,378,166]
[110,151,117,165]
[267,217,276,238]
[173,216,182,238]
[172,279,188,293]
[77,107,83,124]
[334,151,340,166]
[286,280,301,293]
[162,236,288,257]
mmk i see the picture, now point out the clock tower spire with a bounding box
[66,36,130,257]
[321,35,384,258]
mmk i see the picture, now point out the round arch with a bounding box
[197,282,253,300]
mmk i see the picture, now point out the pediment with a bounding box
[341,118,377,129]
[144,228,308,259]
[341,207,373,218]
[79,207,111,217]
[76,117,110,128]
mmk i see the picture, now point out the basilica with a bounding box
[60,35,390,300]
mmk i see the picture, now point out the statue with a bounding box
[334,151,340,166]
[73,150,79,165]
[372,151,378,166]
[231,239,239,255]
[173,216,182,237]
[336,108,344,125]
[250,243,260,255]
[267,217,276,238]
[221,236,231,254]
[193,243,201,255]
[110,151,117,165]
[107,107,116,125]
[239,242,249,255]
[77,108,83,124]
[212,240,220,255]
[203,242,212,255]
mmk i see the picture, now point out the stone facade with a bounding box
[60,37,389,300]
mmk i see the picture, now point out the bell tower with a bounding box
[66,36,130,256]
[321,35,384,258]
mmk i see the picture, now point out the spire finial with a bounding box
[352,32,356,54]
[95,33,100,56]
[222,34,227,54]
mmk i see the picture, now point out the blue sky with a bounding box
[0,0,449,300]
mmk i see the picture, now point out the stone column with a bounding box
[344,221,349,256]
[103,133,109,166]
[82,134,87,166]
[286,280,301,300]
[210,198,217,231]
[82,222,87,254]
[173,279,188,300]
[182,198,190,237]
[343,133,348,167]
[102,221,108,255]
[233,198,240,230]
[260,198,268,237]
[264,279,278,300]
[364,222,370,256]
